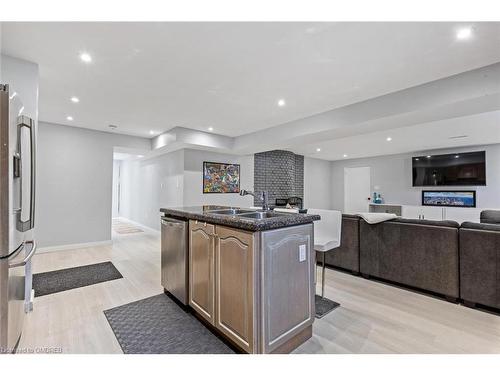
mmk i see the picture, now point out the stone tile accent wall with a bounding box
[253,150,304,207]
[294,153,304,200]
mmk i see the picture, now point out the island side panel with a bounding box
[259,223,315,353]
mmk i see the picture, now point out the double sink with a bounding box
[207,208,290,220]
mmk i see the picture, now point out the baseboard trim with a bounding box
[37,240,113,254]
[37,218,159,254]
[114,216,160,234]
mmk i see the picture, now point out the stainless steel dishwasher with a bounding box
[161,216,189,305]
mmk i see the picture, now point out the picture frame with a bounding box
[421,190,476,208]
[202,161,240,194]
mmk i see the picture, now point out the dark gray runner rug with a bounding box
[104,294,234,354]
[33,261,123,297]
[315,295,340,318]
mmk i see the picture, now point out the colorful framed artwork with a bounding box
[203,161,240,194]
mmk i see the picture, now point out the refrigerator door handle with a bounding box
[17,115,36,231]
[9,240,37,268]
[0,241,24,260]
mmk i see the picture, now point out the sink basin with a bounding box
[238,211,290,220]
[208,208,256,215]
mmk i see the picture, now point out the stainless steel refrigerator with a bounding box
[0,83,37,353]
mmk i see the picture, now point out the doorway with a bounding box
[344,166,371,214]
[112,159,121,218]
[111,152,145,236]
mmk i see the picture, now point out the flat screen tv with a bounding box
[422,190,476,208]
[412,151,486,186]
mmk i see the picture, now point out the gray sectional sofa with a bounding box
[459,215,500,310]
[480,210,500,224]
[359,218,460,300]
[321,210,500,311]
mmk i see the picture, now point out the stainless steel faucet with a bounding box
[240,190,270,211]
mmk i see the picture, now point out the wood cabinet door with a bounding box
[215,226,255,353]
[189,220,216,324]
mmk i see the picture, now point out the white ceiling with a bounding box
[289,110,500,160]
[2,22,500,139]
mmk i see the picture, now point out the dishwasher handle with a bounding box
[161,217,187,227]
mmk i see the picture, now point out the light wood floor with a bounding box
[19,230,163,354]
[19,230,500,354]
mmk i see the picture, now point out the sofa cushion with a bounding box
[392,217,460,228]
[480,210,500,224]
[324,215,360,272]
[342,214,360,220]
[459,225,500,309]
[461,221,500,232]
[360,219,459,298]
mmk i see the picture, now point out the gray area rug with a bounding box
[104,294,235,354]
[33,261,123,297]
[315,295,340,318]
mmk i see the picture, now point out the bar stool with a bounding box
[308,208,342,317]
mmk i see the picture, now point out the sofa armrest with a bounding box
[459,226,500,309]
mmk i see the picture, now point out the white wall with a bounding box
[303,157,332,209]
[36,122,150,247]
[118,148,254,230]
[120,150,184,230]
[182,149,254,207]
[0,54,39,126]
[330,144,500,211]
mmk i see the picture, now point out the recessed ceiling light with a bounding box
[149,130,156,135]
[456,27,473,40]
[386,137,392,142]
[415,158,420,161]
[343,154,348,158]
[66,116,73,121]
[316,148,321,152]
[79,52,92,63]
[137,155,144,158]
[277,99,286,107]
[455,155,460,159]
[208,127,214,132]
[70,96,80,103]
[426,155,432,158]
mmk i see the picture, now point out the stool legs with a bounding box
[321,252,326,298]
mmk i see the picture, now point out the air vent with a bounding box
[449,135,468,139]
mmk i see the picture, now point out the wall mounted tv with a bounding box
[412,151,486,186]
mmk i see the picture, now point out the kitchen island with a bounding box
[160,206,320,354]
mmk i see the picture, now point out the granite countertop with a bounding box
[160,206,320,231]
